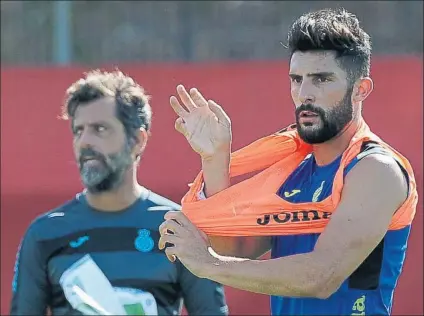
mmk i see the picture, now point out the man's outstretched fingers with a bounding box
[177,85,197,111]
[208,100,231,127]
[190,88,208,107]
[170,96,189,118]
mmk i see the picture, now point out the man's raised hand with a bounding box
[170,85,232,160]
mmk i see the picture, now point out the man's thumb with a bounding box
[175,117,189,137]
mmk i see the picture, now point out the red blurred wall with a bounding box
[1,59,422,315]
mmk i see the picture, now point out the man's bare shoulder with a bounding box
[351,152,407,185]
[343,152,409,214]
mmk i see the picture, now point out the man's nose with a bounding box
[76,129,96,150]
[298,81,316,105]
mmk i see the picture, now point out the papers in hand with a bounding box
[59,254,158,315]
[60,254,127,315]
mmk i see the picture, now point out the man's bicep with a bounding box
[10,227,49,315]
[314,154,408,287]
[179,263,228,315]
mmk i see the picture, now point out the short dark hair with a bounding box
[287,8,371,81]
[61,69,152,143]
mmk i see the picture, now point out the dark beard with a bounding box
[85,165,126,194]
[295,88,353,144]
[78,143,133,194]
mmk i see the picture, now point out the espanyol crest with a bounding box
[134,229,154,253]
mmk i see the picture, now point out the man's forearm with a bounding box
[202,150,231,197]
[204,249,334,299]
[201,150,245,257]
[201,151,272,259]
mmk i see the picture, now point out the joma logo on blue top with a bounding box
[69,236,90,248]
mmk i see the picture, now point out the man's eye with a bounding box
[317,77,330,83]
[73,128,83,136]
[95,125,106,132]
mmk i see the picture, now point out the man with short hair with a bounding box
[159,9,417,316]
[10,70,228,316]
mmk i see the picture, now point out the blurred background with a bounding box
[1,1,423,315]
[1,0,423,65]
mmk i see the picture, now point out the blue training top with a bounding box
[10,188,228,316]
[271,141,411,316]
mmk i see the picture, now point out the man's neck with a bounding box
[312,117,361,166]
[85,178,145,212]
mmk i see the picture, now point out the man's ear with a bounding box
[352,77,373,103]
[133,128,149,159]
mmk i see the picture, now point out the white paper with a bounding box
[59,254,127,315]
[115,287,158,315]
